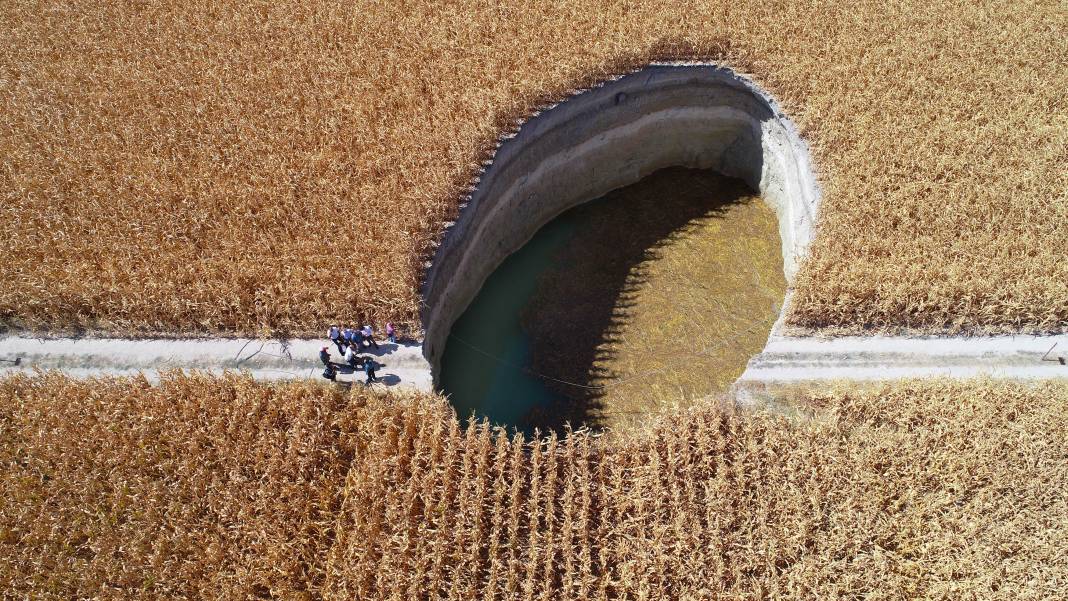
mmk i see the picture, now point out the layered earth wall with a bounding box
[421,64,820,379]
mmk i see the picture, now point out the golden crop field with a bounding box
[1,0,1066,336]
[0,373,355,598]
[3,373,1066,598]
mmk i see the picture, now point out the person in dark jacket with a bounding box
[319,346,332,366]
[342,326,357,347]
[364,356,380,385]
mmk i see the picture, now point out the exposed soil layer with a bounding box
[422,65,817,378]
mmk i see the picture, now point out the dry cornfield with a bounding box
[1,0,1066,336]
[0,373,356,598]
[3,2,1067,596]
[2,373,1066,598]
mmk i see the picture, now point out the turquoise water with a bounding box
[438,214,577,432]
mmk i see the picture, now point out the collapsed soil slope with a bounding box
[421,65,815,374]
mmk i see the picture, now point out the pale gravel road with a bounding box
[2,334,1065,393]
[0,336,433,390]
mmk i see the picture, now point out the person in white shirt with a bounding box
[360,324,380,350]
[327,325,344,354]
[343,343,360,369]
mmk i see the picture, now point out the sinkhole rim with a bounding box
[421,62,822,389]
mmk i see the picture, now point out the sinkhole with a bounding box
[421,64,820,433]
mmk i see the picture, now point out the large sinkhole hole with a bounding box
[422,64,820,433]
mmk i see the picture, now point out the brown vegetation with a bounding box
[1,0,1066,336]
[3,374,1066,598]
[329,380,1068,599]
[0,373,356,598]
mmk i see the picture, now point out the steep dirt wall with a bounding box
[421,64,820,377]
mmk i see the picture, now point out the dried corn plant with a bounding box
[325,380,1068,599]
[0,372,361,599]
[1,0,1065,337]
[3,374,1067,598]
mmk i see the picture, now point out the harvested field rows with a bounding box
[1,0,1066,336]
[2,374,1066,598]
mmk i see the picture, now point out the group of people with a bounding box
[321,322,397,385]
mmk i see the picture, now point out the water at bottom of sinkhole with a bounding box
[439,167,786,434]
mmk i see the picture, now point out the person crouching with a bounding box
[361,324,380,350]
[344,342,361,370]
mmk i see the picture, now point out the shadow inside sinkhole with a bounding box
[440,167,781,435]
